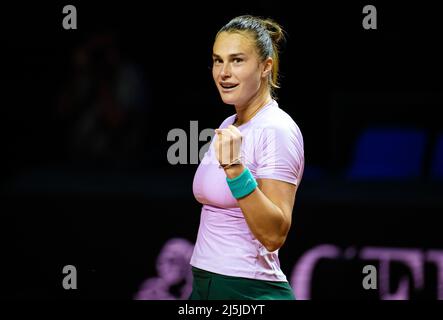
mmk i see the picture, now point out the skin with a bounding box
[212,31,298,252]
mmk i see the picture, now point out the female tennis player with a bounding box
[189,15,304,300]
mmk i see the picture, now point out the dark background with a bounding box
[2,1,442,299]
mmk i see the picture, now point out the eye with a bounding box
[213,58,222,65]
[233,58,243,63]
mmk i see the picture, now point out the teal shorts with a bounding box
[188,267,295,300]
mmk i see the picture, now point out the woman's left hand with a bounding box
[214,125,243,166]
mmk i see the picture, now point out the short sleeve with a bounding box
[253,123,304,186]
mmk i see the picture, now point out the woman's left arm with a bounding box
[215,124,300,252]
[225,164,297,252]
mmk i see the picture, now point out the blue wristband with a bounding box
[226,167,258,199]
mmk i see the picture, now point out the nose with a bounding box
[220,63,231,80]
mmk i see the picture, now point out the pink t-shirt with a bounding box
[190,99,304,282]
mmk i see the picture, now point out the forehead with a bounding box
[213,31,256,56]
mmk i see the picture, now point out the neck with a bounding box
[234,91,272,126]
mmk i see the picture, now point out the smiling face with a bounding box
[212,31,271,107]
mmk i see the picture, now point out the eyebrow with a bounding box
[212,53,246,59]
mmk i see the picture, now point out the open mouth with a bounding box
[220,83,239,90]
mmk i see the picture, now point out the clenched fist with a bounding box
[214,125,243,167]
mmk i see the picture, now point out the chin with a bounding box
[221,98,236,105]
[219,94,238,106]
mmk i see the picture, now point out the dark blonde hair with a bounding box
[217,15,286,97]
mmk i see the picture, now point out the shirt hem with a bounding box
[190,262,288,283]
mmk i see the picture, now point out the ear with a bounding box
[261,57,273,79]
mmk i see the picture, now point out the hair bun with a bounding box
[261,18,285,45]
